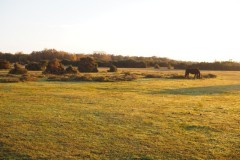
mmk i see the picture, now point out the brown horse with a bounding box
[185,68,201,79]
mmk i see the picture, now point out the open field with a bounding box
[0,68,240,159]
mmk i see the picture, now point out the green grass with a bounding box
[0,69,240,159]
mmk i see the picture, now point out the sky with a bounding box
[0,0,240,62]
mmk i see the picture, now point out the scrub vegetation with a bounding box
[0,68,239,159]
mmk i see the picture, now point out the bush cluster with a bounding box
[43,57,99,75]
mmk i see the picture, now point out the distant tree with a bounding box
[25,62,44,71]
[113,59,147,68]
[14,52,29,64]
[78,57,98,72]
[173,63,188,69]
[0,59,11,69]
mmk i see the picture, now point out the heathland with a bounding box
[0,68,239,159]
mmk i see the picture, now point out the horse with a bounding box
[185,68,201,79]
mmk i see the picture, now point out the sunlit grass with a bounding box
[0,69,240,159]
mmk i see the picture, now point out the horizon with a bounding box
[0,48,239,63]
[1,0,240,62]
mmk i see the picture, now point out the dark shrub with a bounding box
[43,59,65,75]
[9,63,28,74]
[25,62,43,71]
[0,59,11,69]
[78,57,98,73]
[108,65,117,72]
[65,66,78,74]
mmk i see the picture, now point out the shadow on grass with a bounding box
[151,84,240,95]
[0,142,32,160]
[182,125,219,133]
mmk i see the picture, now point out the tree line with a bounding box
[1,49,240,70]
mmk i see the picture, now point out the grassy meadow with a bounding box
[0,68,240,159]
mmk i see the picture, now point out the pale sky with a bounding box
[1,0,240,62]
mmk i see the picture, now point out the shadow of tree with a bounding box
[151,84,240,95]
[0,142,32,160]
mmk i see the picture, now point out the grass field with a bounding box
[0,69,240,159]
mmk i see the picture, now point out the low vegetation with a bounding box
[47,73,138,82]
[143,73,217,79]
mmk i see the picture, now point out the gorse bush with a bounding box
[9,63,28,75]
[0,59,11,69]
[108,65,117,72]
[43,59,65,75]
[78,57,98,72]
